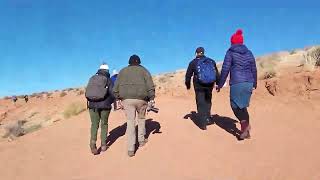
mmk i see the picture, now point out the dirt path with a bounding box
[0,93,319,180]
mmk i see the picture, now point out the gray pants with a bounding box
[122,99,148,152]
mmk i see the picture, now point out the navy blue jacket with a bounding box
[110,74,118,86]
[88,70,115,110]
[185,56,220,89]
[218,45,257,89]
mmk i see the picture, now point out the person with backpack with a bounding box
[216,29,257,140]
[85,63,114,155]
[185,47,220,130]
[110,70,119,111]
[12,96,18,104]
[113,55,155,157]
[24,95,29,103]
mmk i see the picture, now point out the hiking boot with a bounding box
[90,144,99,155]
[139,139,148,147]
[199,125,207,130]
[240,121,251,140]
[128,151,135,157]
[101,144,109,152]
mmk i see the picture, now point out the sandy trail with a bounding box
[0,92,319,180]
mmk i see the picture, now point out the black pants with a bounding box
[232,107,249,123]
[195,87,213,126]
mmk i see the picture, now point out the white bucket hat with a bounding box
[99,64,109,70]
[112,69,118,75]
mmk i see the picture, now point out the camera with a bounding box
[147,107,159,113]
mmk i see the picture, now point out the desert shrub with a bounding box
[63,102,86,119]
[60,91,67,97]
[290,49,299,55]
[303,47,320,71]
[2,120,26,138]
[65,88,74,92]
[261,69,277,80]
[159,77,168,83]
[4,96,11,100]
[258,58,277,80]
[24,124,42,134]
[77,90,85,96]
[28,112,39,118]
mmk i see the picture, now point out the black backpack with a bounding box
[85,75,109,101]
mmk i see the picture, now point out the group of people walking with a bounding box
[85,29,257,157]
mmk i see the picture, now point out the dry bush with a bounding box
[63,102,86,119]
[303,47,320,71]
[4,96,11,100]
[2,120,26,138]
[60,91,67,97]
[65,88,74,92]
[258,59,277,80]
[24,124,42,134]
[77,90,85,96]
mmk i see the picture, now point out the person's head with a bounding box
[112,69,118,75]
[231,29,244,45]
[129,55,141,66]
[195,47,205,58]
[99,63,109,72]
[98,63,110,77]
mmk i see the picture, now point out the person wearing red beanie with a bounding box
[217,29,258,140]
[231,29,244,45]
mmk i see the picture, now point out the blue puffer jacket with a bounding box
[218,44,257,89]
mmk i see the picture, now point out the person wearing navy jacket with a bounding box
[217,29,257,140]
[185,47,220,130]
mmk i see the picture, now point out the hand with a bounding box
[148,100,155,108]
[216,86,220,93]
[185,82,191,90]
[118,100,124,110]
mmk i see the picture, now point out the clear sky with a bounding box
[1,1,320,97]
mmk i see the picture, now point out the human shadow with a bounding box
[211,114,242,140]
[103,119,162,153]
[184,111,242,140]
[134,119,162,153]
[105,123,127,147]
[183,111,215,129]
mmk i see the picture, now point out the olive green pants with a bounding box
[89,109,110,146]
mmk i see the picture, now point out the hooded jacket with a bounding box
[218,45,257,88]
[88,69,115,110]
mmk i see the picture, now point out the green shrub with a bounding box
[24,124,42,134]
[60,91,67,97]
[63,102,86,119]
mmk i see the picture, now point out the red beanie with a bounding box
[231,29,244,45]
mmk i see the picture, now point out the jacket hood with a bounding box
[96,69,110,78]
[229,44,249,54]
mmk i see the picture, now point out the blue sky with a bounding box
[1,1,320,97]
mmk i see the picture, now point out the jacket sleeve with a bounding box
[185,61,194,88]
[112,72,121,100]
[251,53,258,88]
[218,51,232,88]
[213,61,220,85]
[144,69,156,100]
[107,79,115,101]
